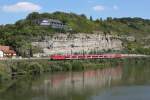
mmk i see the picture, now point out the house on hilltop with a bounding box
[0,45,16,58]
[39,19,67,29]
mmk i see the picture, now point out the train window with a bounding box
[78,56,84,58]
[99,56,103,57]
[65,56,70,58]
[93,56,98,57]
[72,56,77,58]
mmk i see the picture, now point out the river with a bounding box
[0,60,150,100]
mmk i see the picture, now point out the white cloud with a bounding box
[93,5,105,12]
[2,2,41,12]
[113,5,119,10]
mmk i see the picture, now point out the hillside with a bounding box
[0,11,150,56]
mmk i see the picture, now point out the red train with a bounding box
[50,54,123,60]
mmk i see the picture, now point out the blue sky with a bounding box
[0,0,150,24]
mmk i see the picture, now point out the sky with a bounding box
[0,0,150,24]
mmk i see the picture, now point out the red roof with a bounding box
[0,45,16,54]
[0,46,10,51]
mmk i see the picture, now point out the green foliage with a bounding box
[1,12,150,55]
[50,63,63,71]
[0,63,11,82]
[26,62,43,75]
[0,58,133,87]
[61,62,72,71]
[125,41,150,54]
[72,61,84,70]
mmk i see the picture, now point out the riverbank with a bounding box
[0,58,149,93]
[0,59,121,82]
[0,58,150,100]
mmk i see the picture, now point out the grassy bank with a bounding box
[0,59,123,82]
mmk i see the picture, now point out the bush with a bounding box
[50,63,63,72]
[26,62,43,75]
[72,61,84,70]
[61,62,72,71]
[0,63,11,82]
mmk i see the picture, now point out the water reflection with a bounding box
[0,64,122,100]
[34,65,122,96]
[1,60,150,100]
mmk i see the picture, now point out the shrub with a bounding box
[0,63,11,82]
[72,61,84,70]
[50,63,63,72]
[26,62,43,75]
[61,62,72,71]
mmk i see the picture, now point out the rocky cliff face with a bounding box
[32,33,123,56]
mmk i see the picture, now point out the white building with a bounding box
[0,50,4,57]
[40,19,66,29]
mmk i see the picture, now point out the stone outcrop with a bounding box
[32,33,123,56]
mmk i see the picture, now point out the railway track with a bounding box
[0,54,149,61]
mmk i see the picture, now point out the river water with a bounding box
[0,60,150,100]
